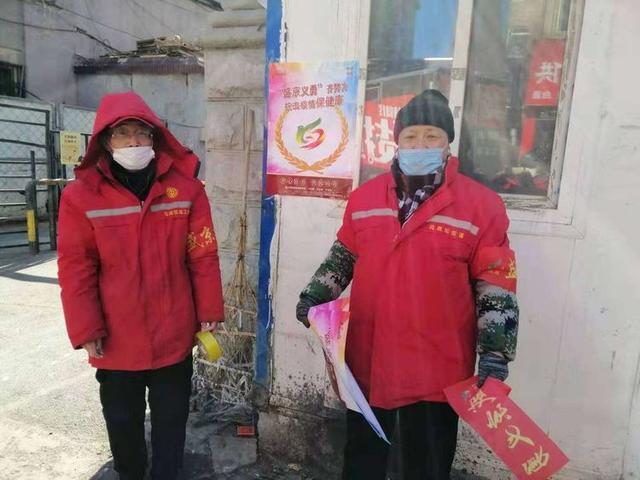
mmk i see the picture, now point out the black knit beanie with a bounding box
[393,89,455,143]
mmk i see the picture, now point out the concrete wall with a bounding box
[204,47,264,292]
[200,2,265,320]
[195,9,266,457]
[21,0,214,104]
[263,1,640,478]
[484,2,640,477]
[0,0,25,66]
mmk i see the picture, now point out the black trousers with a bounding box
[343,401,459,480]
[95,355,193,480]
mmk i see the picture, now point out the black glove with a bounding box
[295,296,316,328]
[477,352,509,387]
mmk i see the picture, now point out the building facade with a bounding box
[253,1,640,478]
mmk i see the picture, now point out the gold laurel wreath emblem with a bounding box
[165,187,179,199]
[275,106,349,173]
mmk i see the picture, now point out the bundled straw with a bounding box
[193,109,258,408]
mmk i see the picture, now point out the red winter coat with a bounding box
[337,157,516,408]
[58,92,224,371]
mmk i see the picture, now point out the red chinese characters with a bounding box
[360,95,414,170]
[282,82,347,111]
[524,39,566,107]
[187,226,216,253]
[445,377,569,479]
[266,175,349,198]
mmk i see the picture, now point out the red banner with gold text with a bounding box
[445,377,569,479]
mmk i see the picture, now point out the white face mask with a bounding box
[111,146,155,171]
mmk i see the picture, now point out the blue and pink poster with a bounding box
[266,61,359,199]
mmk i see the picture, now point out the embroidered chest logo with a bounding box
[427,222,466,240]
[164,208,189,217]
[165,187,179,199]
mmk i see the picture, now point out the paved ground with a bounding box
[0,250,325,480]
[0,246,485,480]
[0,250,112,479]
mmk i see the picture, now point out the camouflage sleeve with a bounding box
[475,280,519,361]
[299,240,355,305]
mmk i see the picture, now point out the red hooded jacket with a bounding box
[337,157,516,408]
[57,92,224,371]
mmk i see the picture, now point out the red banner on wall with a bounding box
[360,95,413,170]
[445,377,569,479]
[524,39,566,107]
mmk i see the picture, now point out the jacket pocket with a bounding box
[92,218,139,268]
[417,225,472,263]
[353,216,396,254]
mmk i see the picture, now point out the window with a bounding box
[361,0,458,184]
[0,62,24,97]
[459,0,579,204]
[361,0,583,208]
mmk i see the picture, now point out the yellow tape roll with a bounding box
[195,331,222,362]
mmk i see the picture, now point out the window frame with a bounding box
[450,0,585,210]
[360,0,588,236]
[0,61,24,98]
[498,0,585,211]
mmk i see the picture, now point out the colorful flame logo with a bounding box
[296,118,326,150]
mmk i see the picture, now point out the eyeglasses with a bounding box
[110,128,153,143]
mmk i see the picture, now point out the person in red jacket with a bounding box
[296,90,519,480]
[57,92,224,480]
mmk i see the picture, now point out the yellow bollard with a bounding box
[26,209,38,253]
[26,210,36,242]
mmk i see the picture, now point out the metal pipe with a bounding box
[0,119,48,127]
[0,139,46,148]
[30,150,36,180]
[0,160,47,165]
[46,185,57,250]
[47,120,58,251]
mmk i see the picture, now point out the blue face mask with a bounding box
[397,148,444,176]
